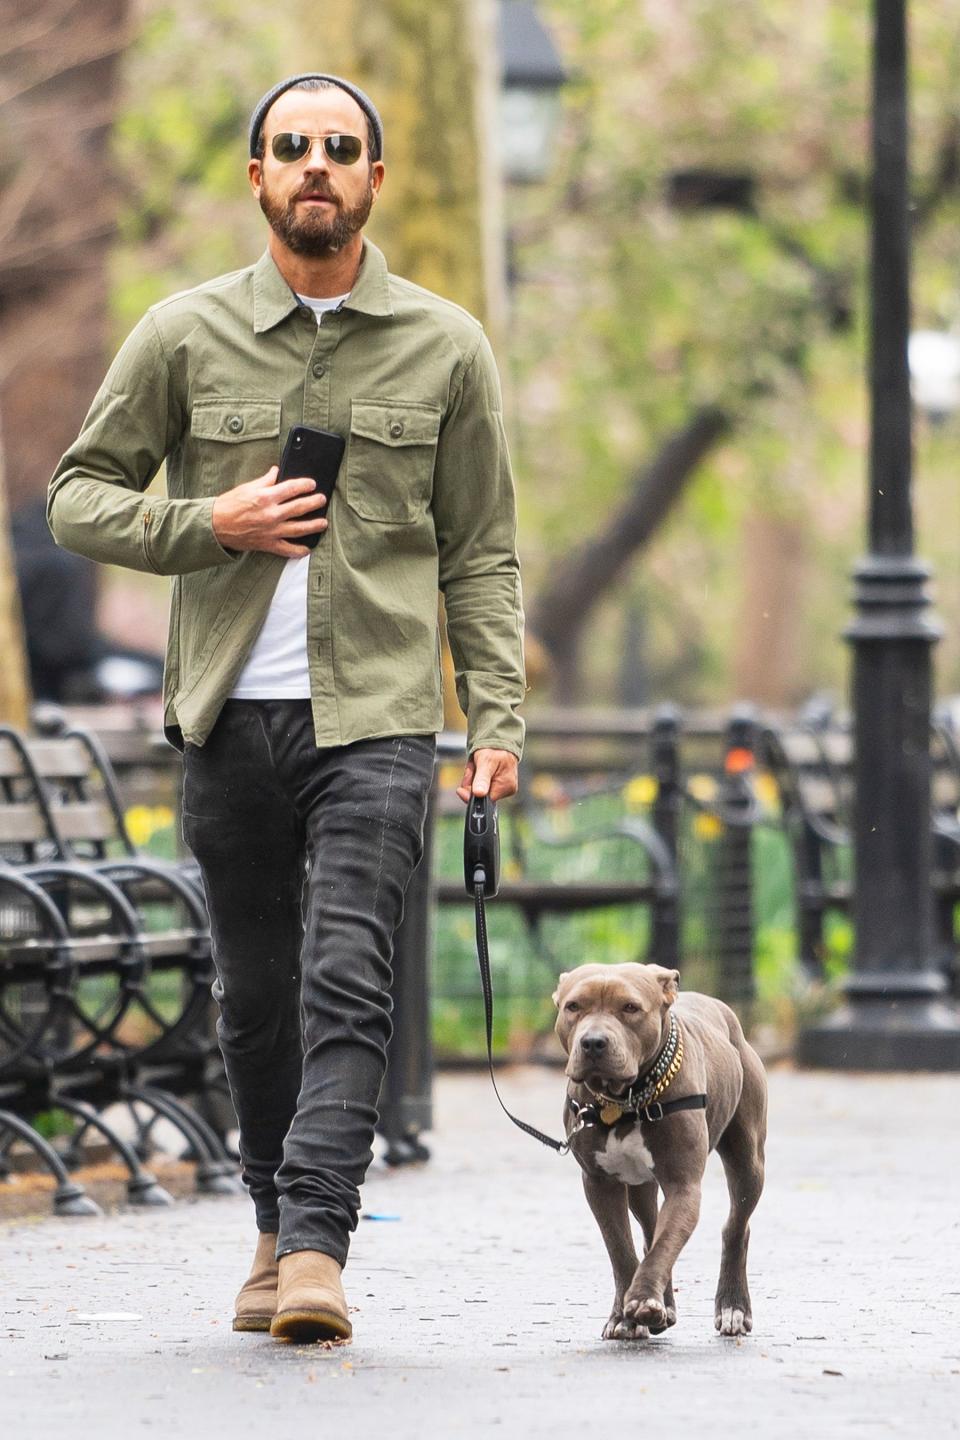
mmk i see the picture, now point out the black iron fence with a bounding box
[3,700,960,1199]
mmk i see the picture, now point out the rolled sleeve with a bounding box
[47,313,235,576]
[433,332,526,759]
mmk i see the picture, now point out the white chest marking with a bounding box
[595,1127,657,1186]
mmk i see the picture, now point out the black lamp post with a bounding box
[799,0,960,1068]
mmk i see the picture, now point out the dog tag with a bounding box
[600,1102,624,1126]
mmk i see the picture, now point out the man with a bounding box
[48,73,525,1344]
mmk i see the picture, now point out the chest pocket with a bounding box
[189,397,282,495]
[344,399,442,524]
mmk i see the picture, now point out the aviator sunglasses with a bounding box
[270,132,364,166]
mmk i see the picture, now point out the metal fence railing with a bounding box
[4,701,959,1197]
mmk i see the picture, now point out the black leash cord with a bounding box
[472,874,568,1153]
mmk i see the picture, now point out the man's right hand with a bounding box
[211,465,328,557]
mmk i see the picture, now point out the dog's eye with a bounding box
[564,1001,580,1012]
[622,1003,641,1013]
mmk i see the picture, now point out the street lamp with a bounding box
[799,0,960,1069]
[498,1,568,184]
[908,329,960,423]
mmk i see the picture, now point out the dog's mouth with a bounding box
[566,1063,635,1095]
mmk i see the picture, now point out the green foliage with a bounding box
[108,3,960,705]
[111,0,295,331]
[509,0,960,705]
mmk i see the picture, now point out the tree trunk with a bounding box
[306,0,504,331]
[0,0,131,513]
[0,0,130,724]
[0,415,30,725]
[302,0,504,728]
[732,508,809,707]
[528,405,731,703]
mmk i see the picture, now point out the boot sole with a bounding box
[270,1309,352,1343]
[232,1314,273,1332]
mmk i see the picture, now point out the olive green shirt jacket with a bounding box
[47,239,526,755]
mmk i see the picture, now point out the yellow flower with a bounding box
[693,812,724,841]
[623,774,658,809]
[124,804,175,847]
[125,805,154,847]
[754,771,780,809]
[688,773,718,803]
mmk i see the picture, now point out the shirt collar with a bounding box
[253,237,393,334]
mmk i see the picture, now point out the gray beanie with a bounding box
[249,73,384,161]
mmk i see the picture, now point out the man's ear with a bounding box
[650,965,680,1005]
[552,972,569,1008]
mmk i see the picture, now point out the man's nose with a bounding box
[302,140,330,174]
[579,1033,608,1057]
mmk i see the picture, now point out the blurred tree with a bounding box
[510,0,960,706]
[292,0,504,728]
[303,0,506,337]
[112,0,503,730]
[22,0,958,715]
[0,0,130,720]
[0,421,29,725]
[0,0,131,512]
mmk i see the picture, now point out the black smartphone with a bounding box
[277,424,346,550]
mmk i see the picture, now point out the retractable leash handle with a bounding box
[464,794,567,1154]
[464,794,500,897]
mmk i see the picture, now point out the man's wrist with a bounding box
[469,742,522,762]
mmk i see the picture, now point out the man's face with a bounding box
[249,88,384,257]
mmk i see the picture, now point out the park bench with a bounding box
[0,720,239,1214]
[756,705,960,990]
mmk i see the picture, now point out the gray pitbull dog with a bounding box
[553,961,767,1342]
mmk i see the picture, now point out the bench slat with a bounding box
[48,801,115,843]
[435,879,654,911]
[0,804,49,844]
[25,738,91,780]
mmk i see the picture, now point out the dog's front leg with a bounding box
[623,1179,701,1333]
[628,1183,676,1330]
[581,1171,650,1341]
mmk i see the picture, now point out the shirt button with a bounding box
[299,306,312,320]
[227,415,244,434]
[312,362,326,378]
[389,420,405,438]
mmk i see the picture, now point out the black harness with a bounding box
[567,1092,708,1133]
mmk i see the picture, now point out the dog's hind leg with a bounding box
[582,1172,650,1341]
[714,1043,767,1337]
[628,1183,676,1330]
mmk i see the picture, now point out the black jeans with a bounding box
[182,701,435,1267]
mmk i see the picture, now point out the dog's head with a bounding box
[552,962,680,1093]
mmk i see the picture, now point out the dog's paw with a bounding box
[602,1312,651,1342]
[624,1295,669,1332]
[649,1303,677,1335]
[715,1304,752,1337]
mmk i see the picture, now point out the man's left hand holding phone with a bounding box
[211,425,344,557]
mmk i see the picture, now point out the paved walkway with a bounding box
[2,1065,959,1438]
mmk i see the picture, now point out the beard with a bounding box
[259,169,374,256]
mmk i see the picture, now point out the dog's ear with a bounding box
[649,966,680,1005]
[552,972,570,1008]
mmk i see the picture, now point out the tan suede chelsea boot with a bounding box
[270,1250,352,1343]
[232,1231,279,1332]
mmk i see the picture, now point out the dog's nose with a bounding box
[580,1033,608,1057]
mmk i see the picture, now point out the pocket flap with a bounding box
[350,400,442,447]
[191,398,282,442]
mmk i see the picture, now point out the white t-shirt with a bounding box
[230,290,350,700]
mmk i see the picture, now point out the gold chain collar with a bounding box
[586,1016,685,1126]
